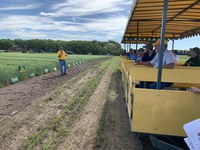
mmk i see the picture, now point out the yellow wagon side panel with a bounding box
[132,89,200,137]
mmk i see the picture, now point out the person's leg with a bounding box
[140,81,146,88]
[59,61,64,75]
[160,82,173,89]
[140,81,150,88]
[63,61,67,74]
[150,82,173,89]
[149,82,157,89]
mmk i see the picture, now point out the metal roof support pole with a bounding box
[129,34,131,50]
[136,21,139,51]
[172,34,175,50]
[157,0,168,90]
[172,39,174,50]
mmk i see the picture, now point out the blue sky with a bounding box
[0,0,199,50]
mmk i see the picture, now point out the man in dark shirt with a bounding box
[142,42,156,62]
[183,47,200,66]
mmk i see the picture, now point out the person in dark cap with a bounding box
[142,42,156,62]
[183,47,200,66]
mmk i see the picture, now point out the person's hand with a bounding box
[188,87,200,93]
[134,62,141,65]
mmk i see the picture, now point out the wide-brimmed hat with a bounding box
[153,39,168,46]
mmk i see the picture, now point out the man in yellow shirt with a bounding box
[57,46,67,75]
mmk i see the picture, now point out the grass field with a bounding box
[0,52,108,87]
[179,55,189,63]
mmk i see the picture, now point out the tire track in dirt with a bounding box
[94,60,143,150]
[58,60,114,150]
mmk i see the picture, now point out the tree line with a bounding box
[0,39,122,56]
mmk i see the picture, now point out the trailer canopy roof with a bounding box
[122,0,200,43]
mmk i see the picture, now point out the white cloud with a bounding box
[45,0,130,17]
[12,29,48,39]
[0,0,131,42]
[0,13,128,41]
[39,12,57,16]
[0,3,43,10]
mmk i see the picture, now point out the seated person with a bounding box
[142,42,156,62]
[135,39,175,89]
[136,48,144,62]
[121,49,128,56]
[129,48,137,61]
[183,47,200,66]
[172,50,179,62]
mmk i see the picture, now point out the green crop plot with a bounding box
[0,52,107,87]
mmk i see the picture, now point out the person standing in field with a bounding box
[57,46,67,76]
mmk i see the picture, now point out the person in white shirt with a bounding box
[172,50,179,62]
[135,39,175,89]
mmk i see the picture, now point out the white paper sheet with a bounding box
[183,119,200,150]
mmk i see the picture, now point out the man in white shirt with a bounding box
[135,39,175,89]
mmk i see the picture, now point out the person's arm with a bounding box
[58,51,63,58]
[183,58,191,66]
[183,61,188,66]
[164,52,175,69]
[163,62,175,69]
[188,87,200,93]
[135,61,152,66]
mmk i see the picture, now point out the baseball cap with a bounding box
[138,48,144,52]
[190,47,200,55]
[143,42,153,50]
[153,39,168,46]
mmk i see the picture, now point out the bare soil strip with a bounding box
[57,59,114,150]
[94,67,143,150]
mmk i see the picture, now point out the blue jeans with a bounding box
[59,60,67,75]
[140,81,173,89]
[149,82,173,89]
